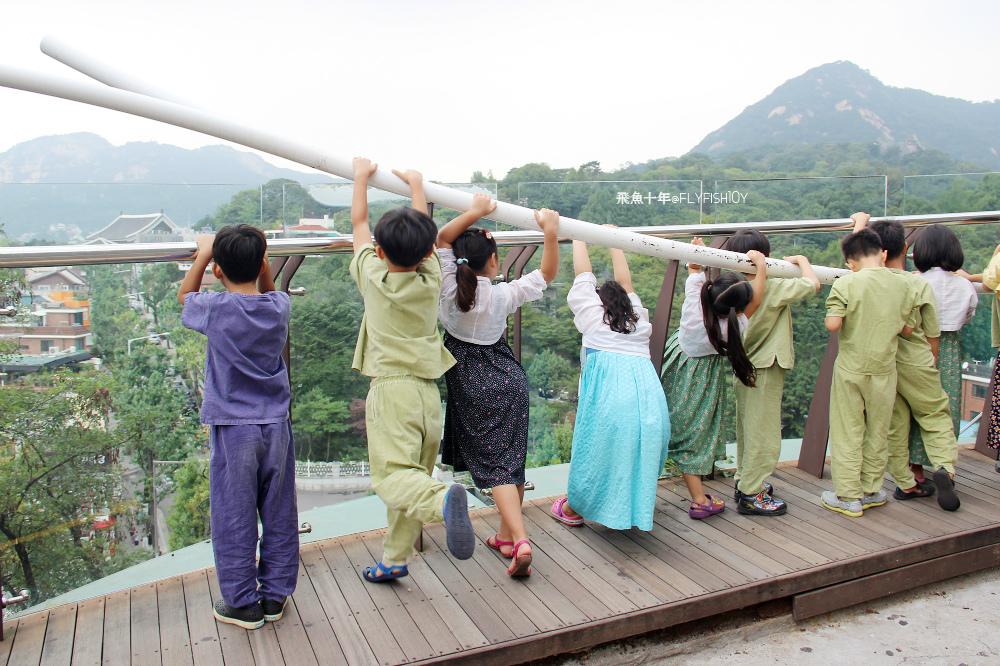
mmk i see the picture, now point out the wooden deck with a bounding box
[4,448,1000,666]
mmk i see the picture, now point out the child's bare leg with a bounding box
[492,484,529,557]
[562,498,581,518]
[683,473,709,506]
[910,462,926,481]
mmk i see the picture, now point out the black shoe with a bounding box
[213,600,263,630]
[737,490,787,516]
[995,460,1000,474]
[262,598,286,622]
[892,479,935,500]
[735,482,774,501]
[933,467,960,512]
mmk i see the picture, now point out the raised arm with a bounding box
[687,237,705,274]
[351,157,377,253]
[573,240,592,276]
[436,193,497,248]
[535,208,561,283]
[851,211,870,233]
[177,234,215,305]
[257,252,276,294]
[392,168,428,215]
[600,223,633,292]
[783,254,821,292]
[743,250,768,317]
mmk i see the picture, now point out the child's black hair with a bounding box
[373,207,438,268]
[213,223,267,284]
[597,280,639,334]
[452,227,498,312]
[840,229,884,262]
[727,229,770,257]
[700,271,756,387]
[868,219,906,261]
[912,224,965,272]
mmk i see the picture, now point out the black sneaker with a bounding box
[213,600,263,630]
[262,598,286,622]
[734,482,774,501]
[892,479,935,500]
[933,467,960,512]
[737,490,787,516]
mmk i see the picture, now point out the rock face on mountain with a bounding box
[690,61,1000,169]
[0,132,326,184]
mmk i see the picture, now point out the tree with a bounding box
[166,458,210,550]
[291,388,353,461]
[139,262,180,327]
[0,371,143,604]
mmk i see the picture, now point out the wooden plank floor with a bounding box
[5,448,1000,666]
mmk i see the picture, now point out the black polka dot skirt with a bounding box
[442,332,529,488]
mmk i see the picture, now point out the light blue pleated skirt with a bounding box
[567,349,671,531]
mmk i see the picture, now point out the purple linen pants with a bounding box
[210,420,299,608]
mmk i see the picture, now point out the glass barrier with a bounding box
[1,180,997,616]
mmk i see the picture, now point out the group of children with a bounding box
[177,169,981,628]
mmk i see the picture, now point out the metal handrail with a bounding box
[2,210,998,269]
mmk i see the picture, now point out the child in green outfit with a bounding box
[726,230,820,516]
[349,157,475,582]
[823,224,917,517]
[857,214,960,512]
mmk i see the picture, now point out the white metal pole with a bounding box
[0,61,846,283]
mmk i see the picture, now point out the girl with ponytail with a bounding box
[550,232,671,533]
[437,194,560,577]
[660,237,767,519]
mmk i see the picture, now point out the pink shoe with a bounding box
[551,498,584,526]
[689,494,725,519]
[486,534,515,558]
[507,540,532,577]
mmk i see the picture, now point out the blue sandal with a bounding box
[362,561,408,583]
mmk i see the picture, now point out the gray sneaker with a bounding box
[861,490,887,508]
[820,491,863,517]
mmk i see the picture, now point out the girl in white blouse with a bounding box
[908,224,978,482]
[437,194,560,577]
[550,236,671,532]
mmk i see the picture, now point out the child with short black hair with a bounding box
[822,219,917,517]
[726,229,819,516]
[349,158,475,583]
[178,223,297,630]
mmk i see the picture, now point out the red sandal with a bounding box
[486,534,515,558]
[507,540,532,577]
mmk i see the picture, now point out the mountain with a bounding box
[0,133,331,242]
[690,61,1000,169]
[0,133,329,185]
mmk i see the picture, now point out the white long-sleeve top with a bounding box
[919,267,978,332]
[438,248,548,345]
[678,271,749,358]
[567,272,652,359]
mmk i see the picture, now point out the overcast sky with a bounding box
[1,0,998,182]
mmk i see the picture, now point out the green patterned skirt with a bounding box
[908,329,961,466]
[661,331,732,476]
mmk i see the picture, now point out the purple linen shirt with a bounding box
[182,290,291,425]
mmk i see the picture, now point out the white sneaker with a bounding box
[821,490,863,517]
[861,490,887,508]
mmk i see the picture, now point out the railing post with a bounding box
[499,246,537,362]
[797,333,839,477]
[649,260,680,377]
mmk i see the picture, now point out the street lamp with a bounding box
[127,332,169,355]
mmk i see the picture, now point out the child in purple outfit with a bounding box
[178,224,298,630]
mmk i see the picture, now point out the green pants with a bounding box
[734,364,786,496]
[366,376,447,566]
[829,366,896,500]
[887,362,957,489]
